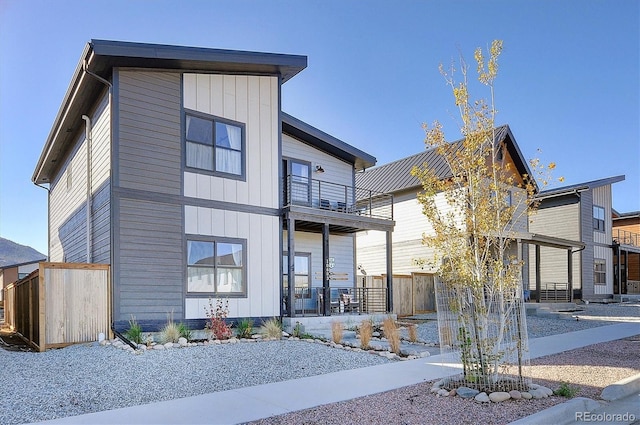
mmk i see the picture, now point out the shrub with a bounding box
[359,319,373,349]
[236,318,253,339]
[205,298,233,340]
[177,322,192,341]
[554,382,580,398]
[125,315,143,344]
[408,324,418,342]
[160,321,181,343]
[383,316,401,354]
[261,318,282,339]
[331,320,343,344]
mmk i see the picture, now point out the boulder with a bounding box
[456,387,480,399]
[489,391,511,402]
[529,388,547,399]
[509,390,522,400]
[475,392,490,403]
[437,389,450,396]
[521,392,533,400]
[178,337,188,347]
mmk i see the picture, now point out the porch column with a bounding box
[287,218,295,318]
[614,244,620,294]
[567,248,573,302]
[535,244,541,303]
[322,223,330,316]
[386,230,393,313]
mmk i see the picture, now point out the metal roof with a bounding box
[356,125,530,193]
[33,40,308,184]
[281,113,376,170]
[536,175,625,200]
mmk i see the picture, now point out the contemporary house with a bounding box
[612,210,640,297]
[32,40,394,331]
[355,125,584,303]
[529,176,625,301]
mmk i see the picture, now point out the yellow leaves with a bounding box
[547,162,556,170]
[558,176,565,182]
[477,39,503,85]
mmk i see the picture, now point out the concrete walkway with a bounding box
[35,322,640,425]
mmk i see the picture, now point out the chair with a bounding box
[320,199,331,210]
[336,201,347,212]
[341,293,360,314]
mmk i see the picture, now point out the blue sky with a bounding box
[1,0,638,255]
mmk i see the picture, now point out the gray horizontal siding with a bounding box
[92,181,111,264]
[116,198,183,321]
[117,70,182,196]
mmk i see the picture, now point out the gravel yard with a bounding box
[1,302,638,425]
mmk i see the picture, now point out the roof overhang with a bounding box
[517,232,585,250]
[281,112,376,171]
[536,175,626,201]
[33,40,308,184]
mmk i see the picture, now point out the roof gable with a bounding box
[356,125,531,194]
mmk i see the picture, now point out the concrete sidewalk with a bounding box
[35,322,640,425]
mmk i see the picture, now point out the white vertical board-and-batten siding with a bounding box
[185,206,280,319]
[183,74,280,318]
[183,74,279,209]
[283,231,355,287]
[48,92,111,262]
[282,134,353,187]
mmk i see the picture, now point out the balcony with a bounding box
[614,229,640,247]
[284,176,393,222]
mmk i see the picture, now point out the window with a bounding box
[593,205,605,232]
[185,111,244,178]
[594,259,606,285]
[283,253,311,298]
[187,237,246,295]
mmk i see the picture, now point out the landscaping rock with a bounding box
[163,342,173,349]
[509,390,522,400]
[538,385,554,396]
[448,389,457,397]
[456,387,480,399]
[475,392,490,403]
[529,388,547,399]
[489,391,511,402]
[178,337,187,347]
[437,389,450,396]
[521,391,533,400]
[153,344,165,350]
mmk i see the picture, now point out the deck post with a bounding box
[322,223,330,316]
[287,218,295,318]
[567,248,573,302]
[386,230,393,312]
[535,244,541,303]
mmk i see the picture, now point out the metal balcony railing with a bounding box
[614,229,640,247]
[285,176,393,221]
[286,286,388,316]
[538,282,571,303]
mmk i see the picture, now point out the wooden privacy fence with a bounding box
[4,262,110,352]
[358,272,436,316]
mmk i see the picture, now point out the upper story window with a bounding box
[185,110,245,179]
[594,259,606,284]
[593,205,605,232]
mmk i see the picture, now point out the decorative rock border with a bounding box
[430,376,555,403]
[101,332,431,361]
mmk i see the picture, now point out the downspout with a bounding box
[82,115,92,263]
[34,183,51,261]
[83,57,114,333]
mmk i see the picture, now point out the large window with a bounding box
[593,205,605,232]
[283,253,311,298]
[185,111,245,178]
[187,237,246,295]
[594,259,606,285]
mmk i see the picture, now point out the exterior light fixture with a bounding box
[315,165,325,173]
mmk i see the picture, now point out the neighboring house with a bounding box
[612,210,640,296]
[32,40,394,331]
[529,176,625,301]
[355,125,581,300]
[0,260,45,304]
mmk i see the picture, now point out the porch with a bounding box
[283,176,395,319]
[613,229,640,296]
